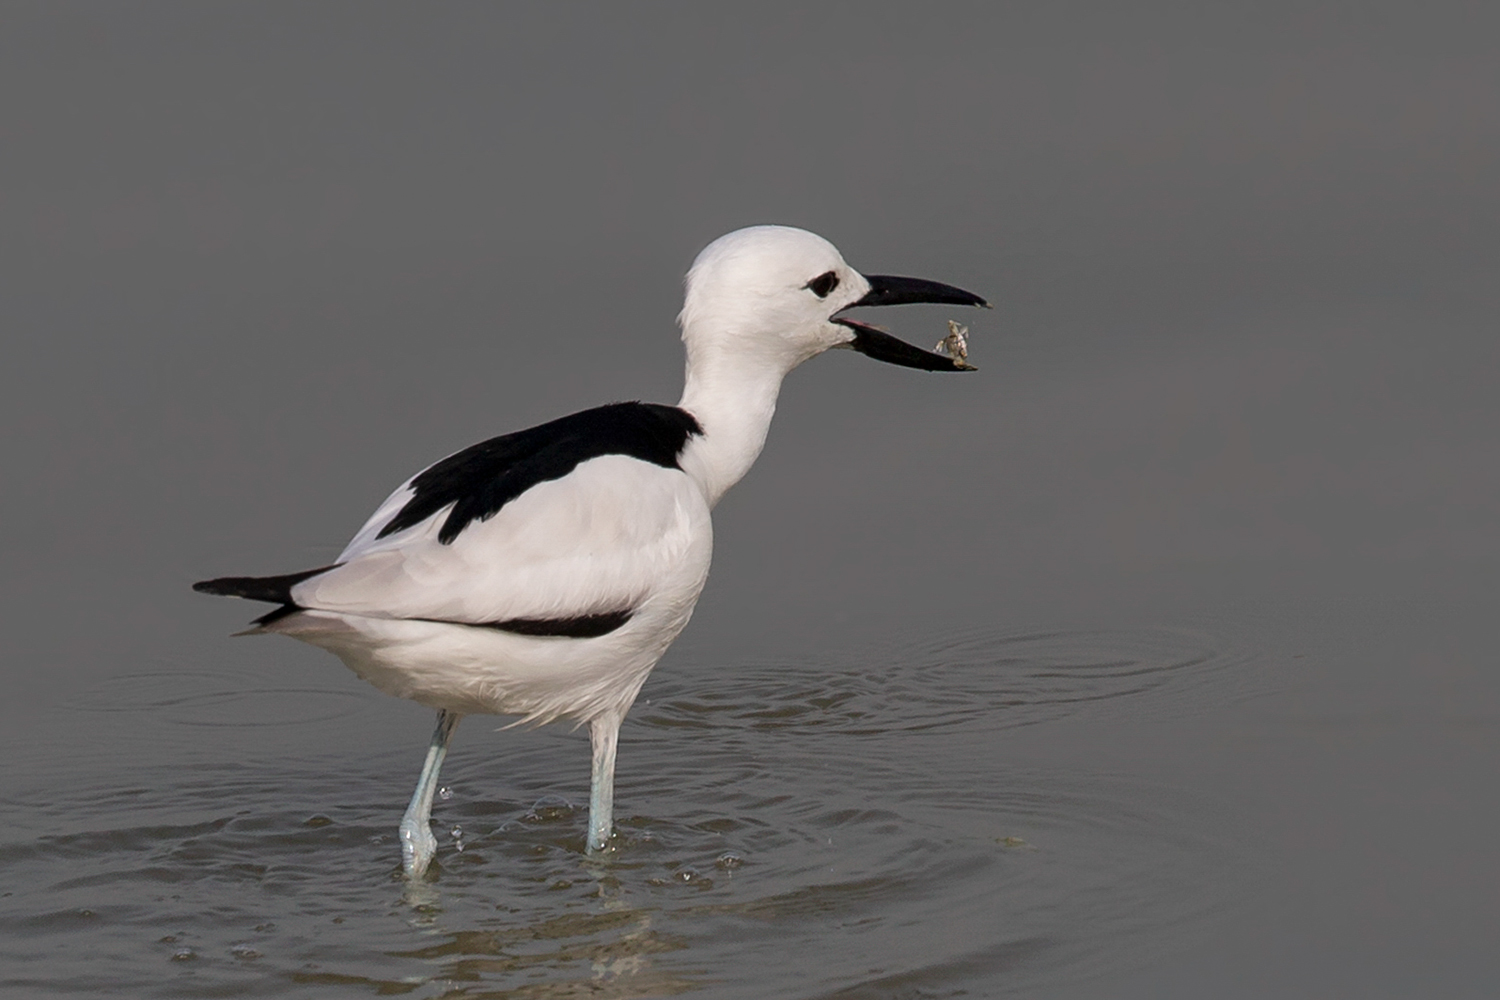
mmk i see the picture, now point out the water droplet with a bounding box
[230,944,262,960]
[714,851,744,870]
[304,815,333,828]
[674,867,699,883]
[438,785,453,801]
[170,949,195,962]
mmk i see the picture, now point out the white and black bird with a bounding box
[195,225,988,876]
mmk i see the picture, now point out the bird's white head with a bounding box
[673,225,990,506]
[679,225,990,378]
[679,226,869,371]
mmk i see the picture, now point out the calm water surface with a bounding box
[3,622,1269,998]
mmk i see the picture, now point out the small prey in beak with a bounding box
[935,320,971,368]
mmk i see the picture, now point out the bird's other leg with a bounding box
[399,709,461,878]
[586,710,624,854]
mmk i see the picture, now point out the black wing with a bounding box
[377,401,703,544]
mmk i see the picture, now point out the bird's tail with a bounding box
[194,565,338,630]
[192,565,338,604]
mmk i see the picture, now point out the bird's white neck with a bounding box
[675,346,792,508]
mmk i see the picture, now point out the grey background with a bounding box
[2,2,1497,995]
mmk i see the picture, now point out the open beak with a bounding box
[833,274,991,372]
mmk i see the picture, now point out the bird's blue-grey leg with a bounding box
[587,711,624,853]
[399,709,461,877]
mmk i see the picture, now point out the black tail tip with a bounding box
[191,566,336,603]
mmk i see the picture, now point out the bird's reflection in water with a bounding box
[376,866,699,998]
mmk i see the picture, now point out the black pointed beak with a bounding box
[833,274,990,372]
[834,319,976,371]
[852,274,991,310]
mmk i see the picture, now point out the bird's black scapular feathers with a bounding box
[378,402,703,544]
[193,565,340,604]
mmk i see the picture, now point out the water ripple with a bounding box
[639,625,1248,737]
[63,669,366,728]
[1,624,1260,997]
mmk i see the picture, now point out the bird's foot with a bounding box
[399,815,437,878]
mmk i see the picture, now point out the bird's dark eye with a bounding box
[805,270,840,299]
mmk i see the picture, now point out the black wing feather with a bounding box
[192,402,701,638]
[378,401,701,544]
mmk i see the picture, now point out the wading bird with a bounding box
[195,225,988,876]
